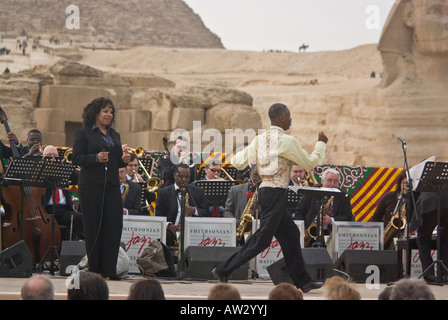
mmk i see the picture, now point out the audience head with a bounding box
[268,282,303,300]
[324,276,361,300]
[389,278,435,300]
[207,283,241,300]
[21,275,54,300]
[67,271,109,300]
[127,279,166,300]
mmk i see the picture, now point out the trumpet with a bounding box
[126,146,145,157]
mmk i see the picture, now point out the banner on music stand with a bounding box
[328,221,383,262]
[184,217,236,247]
[121,216,166,273]
[251,220,305,278]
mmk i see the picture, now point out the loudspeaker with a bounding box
[0,240,33,278]
[267,248,334,284]
[184,246,249,280]
[334,250,400,283]
[59,241,86,276]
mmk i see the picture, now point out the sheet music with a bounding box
[295,186,343,196]
[409,156,436,191]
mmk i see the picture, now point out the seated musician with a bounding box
[371,171,408,249]
[21,129,43,157]
[119,167,145,216]
[288,164,313,218]
[41,145,83,241]
[223,164,260,244]
[159,136,196,187]
[202,161,226,216]
[223,164,260,222]
[294,168,354,240]
[125,153,156,214]
[155,164,209,246]
[289,164,312,187]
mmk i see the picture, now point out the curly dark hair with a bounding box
[81,97,115,127]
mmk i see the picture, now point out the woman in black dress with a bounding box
[72,97,130,279]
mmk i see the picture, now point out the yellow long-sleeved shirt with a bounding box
[231,126,326,189]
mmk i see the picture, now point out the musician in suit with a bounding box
[126,153,156,213]
[41,145,83,241]
[119,167,144,215]
[294,168,354,233]
[72,97,131,279]
[155,164,209,246]
[409,191,448,283]
[21,129,43,157]
[159,136,196,187]
[223,164,260,222]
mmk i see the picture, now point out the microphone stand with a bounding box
[162,138,195,280]
[399,137,418,278]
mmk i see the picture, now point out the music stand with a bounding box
[297,186,346,247]
[192,180,239,212]
[5,157,76,275]
[416,161,448,285]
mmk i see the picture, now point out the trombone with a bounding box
[125,146,161,192]
[221,167,243,184]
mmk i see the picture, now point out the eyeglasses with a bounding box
[209,169,222,173]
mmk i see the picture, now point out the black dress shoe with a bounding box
[212,267,228,283]
[301,281,323,293]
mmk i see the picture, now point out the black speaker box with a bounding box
[267,248,334,284]
[184,246,249,280]
[0,240,33,278]
[334,250,400,283]
[59,241,86,276]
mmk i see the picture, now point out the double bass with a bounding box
[0,107,61,264]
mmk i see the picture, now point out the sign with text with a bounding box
[251,220,305,278]
[185,217,236,247]
[121,216,166,273]
[329,221,383,262]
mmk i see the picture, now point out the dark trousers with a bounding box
[417,208,448,277]
[79,182,123,278]
[216,187,311,288]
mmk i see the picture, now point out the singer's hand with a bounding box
[98,151,109,163]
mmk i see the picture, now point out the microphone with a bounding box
[100,143,109,171]
[397,135,406,145]
[162,137,168,147]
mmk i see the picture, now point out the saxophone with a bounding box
[121,182,129,203]
[175,192,188,246]
[304,196,334,247]
[384,197,406,248]
[236,189,258,241]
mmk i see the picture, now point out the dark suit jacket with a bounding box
[123,179,144,215]
[72,126,127,186]
[42,188,74,212]
[223,183,250,220]
[294,191,354,228]
[155,184,209,224]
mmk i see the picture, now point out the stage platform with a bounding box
[1,273,448,300]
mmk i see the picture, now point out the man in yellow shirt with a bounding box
[213,103,328,293]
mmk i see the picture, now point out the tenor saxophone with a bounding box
[236,190,258,241]
[304,196,334,247]
[384,199,406,248]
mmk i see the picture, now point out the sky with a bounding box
[183,0,396,52]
